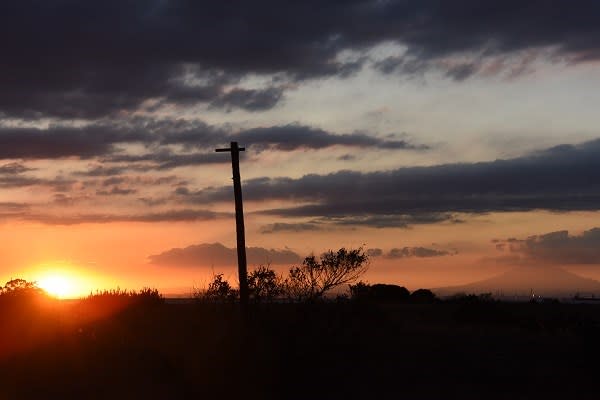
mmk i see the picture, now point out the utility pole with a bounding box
[215,142,249,312]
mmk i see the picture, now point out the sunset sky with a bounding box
[2,0,600,296]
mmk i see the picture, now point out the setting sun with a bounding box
[37,275,73,298]
[28,264,102,299]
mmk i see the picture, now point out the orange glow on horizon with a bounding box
[30,263,105,299]
[37,274,77,298]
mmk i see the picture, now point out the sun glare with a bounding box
[37,275,74,298]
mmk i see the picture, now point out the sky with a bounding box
[2,0,600,296]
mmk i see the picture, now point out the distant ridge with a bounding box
[434,265,600,298]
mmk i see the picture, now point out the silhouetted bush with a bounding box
[446,292,494,304]
[284,247,369,301]
[196,274,239,303]
[248,265,283,303]
[409,288,438,303]
[349,282,410,303]
[349,281,371,300]
[137,287,165,306]
[82,287,164,310]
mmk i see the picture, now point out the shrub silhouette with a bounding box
[349,281,371,300]
[80,287,164,318]
[137,287,165,306]
[284,247,369,301]
[248,266,283,303]
[410,288,437,303]
[350,282,410,303]
[446,292,494,304]
[199,274,239,303]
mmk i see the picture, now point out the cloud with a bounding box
[209,87,285,112]
[0,162,33,175]
[148,242,301,267]
[316,214,457,228]
[496,228,600,264]
[386,247,454,258]
[259,222,322,234]
[96,187,138,196]
[366,248,383,257]
[0,124,145,159]
[2,1,598,118]
[230,125,427,152]
[185,138,600,221]
[0,173,74,190]
[5,209,228,225]
[0,118,426,164]
[0,202,28,212]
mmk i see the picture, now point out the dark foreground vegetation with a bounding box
[1,278,600,399]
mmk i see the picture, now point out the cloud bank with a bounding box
[148,242,302,267]
[181,139,600,227]
[496,228,600,264]
[1,0,599,118]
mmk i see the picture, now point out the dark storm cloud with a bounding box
[386,247,454,258]
[0,124,145,159]
[496,228,600,265]
[0,119,426,163]
[231,125,427,152]
[158,121,426,152]
[187,138,600,219]
[148,242,301,267]
[2,0,598,118]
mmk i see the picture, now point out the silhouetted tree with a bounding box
[410,288,437,303]
[1,279,43,296]
[248,266,282,303]
[201,274,238,303]
[284,247,369,301]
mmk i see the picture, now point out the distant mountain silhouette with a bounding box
[435,265,600,297]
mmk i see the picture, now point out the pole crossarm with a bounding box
[215,147,245,152]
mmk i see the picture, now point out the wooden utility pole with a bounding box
[215,142,249,311]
